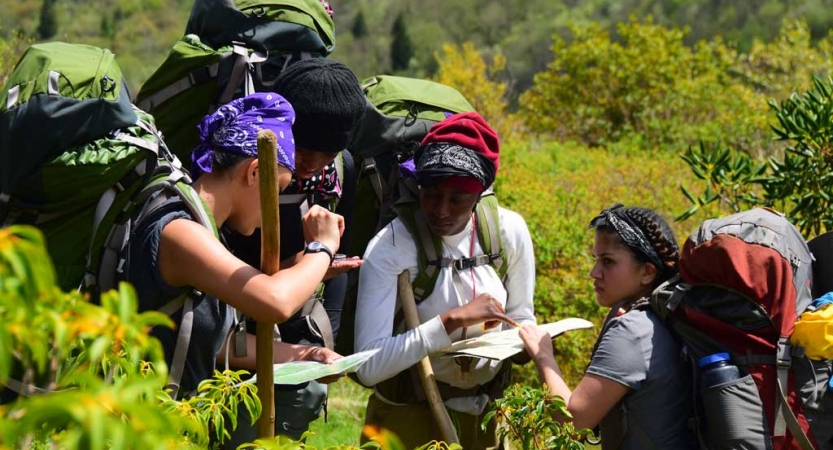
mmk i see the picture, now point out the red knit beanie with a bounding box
[420,112,500,175]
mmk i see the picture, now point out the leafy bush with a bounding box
[679,75,833,237]
[0,31,30,91]
[485,384,591,449]
[521,17,833,156]
[431,42,521,140]
[0,227,286,448]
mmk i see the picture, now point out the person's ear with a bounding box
[640,262,658,286]
[245,158,259,187]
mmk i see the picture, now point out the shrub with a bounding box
[432,42,521,140]
[679,75,833,237]
[485,384,591,449]
[520,17,833,156]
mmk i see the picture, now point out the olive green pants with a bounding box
[361,393,502,450]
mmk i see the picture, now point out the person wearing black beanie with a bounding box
[274,58,366,179]
[222,57,366,448]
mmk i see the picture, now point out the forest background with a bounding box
[3,0,833,446]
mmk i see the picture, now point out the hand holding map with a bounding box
[439,318,594,361]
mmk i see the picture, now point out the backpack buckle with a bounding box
[453,255,491,271]
[453,257,475,270]
[776,337,792,368]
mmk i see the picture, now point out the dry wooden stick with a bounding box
[397,271,460,444]
[256,129,281,438]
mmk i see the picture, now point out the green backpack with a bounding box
[336,76,507,358]
[136,0,335,161]
[0,42,156,291]
[0,42,217,398]
[346,75,477,258]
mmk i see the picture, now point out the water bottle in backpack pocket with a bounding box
[697,352,772,450]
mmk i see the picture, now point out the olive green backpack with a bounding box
[136,0,335,160]
[0,42,217,398]
[0,42,156,291]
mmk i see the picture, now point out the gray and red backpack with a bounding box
[646,208,832,450]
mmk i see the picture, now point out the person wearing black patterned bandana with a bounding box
[355,112,537,449]
[519,204,696,450]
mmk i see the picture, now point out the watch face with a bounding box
[307,241,322,251]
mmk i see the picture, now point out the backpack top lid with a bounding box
[0,42,137,194]
[678,207,814,338]
[185,0,335,55]
[349,75,475,159]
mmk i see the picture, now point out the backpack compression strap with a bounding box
[136,44,256,112]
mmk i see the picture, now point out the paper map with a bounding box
[245,348,379,386]
[438,318,594,361]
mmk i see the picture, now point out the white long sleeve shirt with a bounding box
[355,206,536,413]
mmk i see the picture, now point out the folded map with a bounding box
[438,318,595,361]
[245,348,380,386]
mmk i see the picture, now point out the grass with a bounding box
[306,377,372,447]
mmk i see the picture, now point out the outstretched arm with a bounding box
[520,324,629,430]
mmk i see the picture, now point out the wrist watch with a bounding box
[304,241,334,265]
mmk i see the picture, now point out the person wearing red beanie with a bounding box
[355,112,537,448]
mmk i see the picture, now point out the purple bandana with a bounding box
[191,92,296,179]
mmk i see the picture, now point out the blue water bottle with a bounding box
[698,352,741,388]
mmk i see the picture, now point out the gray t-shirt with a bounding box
[587,309,696,450]
[125,197,233,395]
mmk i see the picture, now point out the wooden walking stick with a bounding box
[397,271,460,444]
[256,130,280,438]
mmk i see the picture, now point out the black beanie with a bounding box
[274,58,366,153]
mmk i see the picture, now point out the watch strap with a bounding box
[305,241,334,264]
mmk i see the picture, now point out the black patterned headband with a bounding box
[414,142,496,188]
[590,204,666,270]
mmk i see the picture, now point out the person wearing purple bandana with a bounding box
[125,93,346,400]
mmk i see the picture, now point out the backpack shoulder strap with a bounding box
[123,165,219,400]
[393,202,444,304]
[474,193,506,280]
[394,193,507,305]
[298,283,335,350]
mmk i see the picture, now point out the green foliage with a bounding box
[484,384,591,449]
[0,226,195,448]
[36,0,57,40]
[679,75,833,237]
[0,31,30,91]
[431,42,519,139]
[520,17,779,153]
[390,13,413,72]
[676,142,768,221]
[0,226,264,449]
